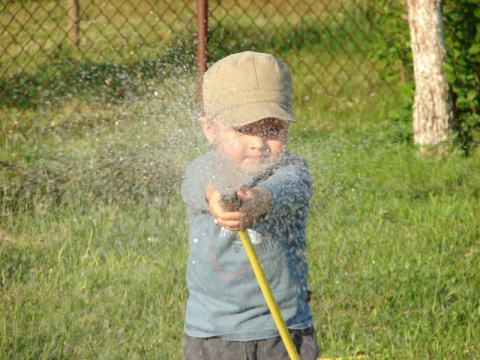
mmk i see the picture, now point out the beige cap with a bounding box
[202,51,295,127]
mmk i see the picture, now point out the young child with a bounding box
[181,51,319,359]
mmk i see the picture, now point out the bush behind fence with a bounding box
[0,0,403,125]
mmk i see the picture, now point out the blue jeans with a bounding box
[183,327,320,360]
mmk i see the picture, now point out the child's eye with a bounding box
[263,127,282,137]
[236,127,249,134]
[267,127,280,134]
[235,125,283,137]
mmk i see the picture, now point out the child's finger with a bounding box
[216,211,245,222]
[214,211,252,230]
[216,219,243,231]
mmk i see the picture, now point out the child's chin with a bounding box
[241,159,270,173]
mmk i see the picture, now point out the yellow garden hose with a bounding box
[237,230,300,360]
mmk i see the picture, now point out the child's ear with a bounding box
[198,116,216,145]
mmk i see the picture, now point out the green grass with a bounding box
[299,132,479,359]
[1,199,188,359]
[1,1,479,359]
[1,88,479,359]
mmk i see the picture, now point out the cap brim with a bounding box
[217,102,296,127]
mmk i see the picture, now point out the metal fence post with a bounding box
[196,0,208,108]
[68,0,80,47]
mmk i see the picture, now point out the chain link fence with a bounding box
[1,0,403,126]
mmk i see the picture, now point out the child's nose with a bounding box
[248,134,266,149]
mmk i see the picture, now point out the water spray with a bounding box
[220,193,301,360]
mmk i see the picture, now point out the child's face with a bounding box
[202,117,289,173]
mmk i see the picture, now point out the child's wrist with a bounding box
[205,184,214,204]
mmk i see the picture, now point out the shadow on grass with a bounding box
[0,144,182,216]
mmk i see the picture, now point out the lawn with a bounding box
[2,80,479,358]
[1,2,479,359]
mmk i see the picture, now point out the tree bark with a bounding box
[407,0,453,152]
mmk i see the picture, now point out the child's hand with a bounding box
[206,185,271,231]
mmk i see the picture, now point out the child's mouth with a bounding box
[241,155,271,172]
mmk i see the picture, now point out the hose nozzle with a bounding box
[220,193,242,211]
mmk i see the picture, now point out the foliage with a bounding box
[443,0,480,154]
[0,40,197,112]
[367,0,480,154]
[365,0,413,86]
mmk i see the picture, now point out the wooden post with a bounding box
[68,0,80,47]
[196,0,208,108]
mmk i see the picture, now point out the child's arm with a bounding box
[206,184,271,231]
[258,155,312,219]
[206,154,311,230]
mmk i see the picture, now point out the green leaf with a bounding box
[467,90,477,101]
[443,62,454,73]
[468,44,480,55]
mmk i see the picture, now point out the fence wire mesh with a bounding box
[1,0,402,126]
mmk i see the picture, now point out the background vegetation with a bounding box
[367,0,480,153]
[1,1,479,359]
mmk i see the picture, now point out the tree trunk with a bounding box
[407,0,453,153]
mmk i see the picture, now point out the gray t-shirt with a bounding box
[181,150,313,341]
